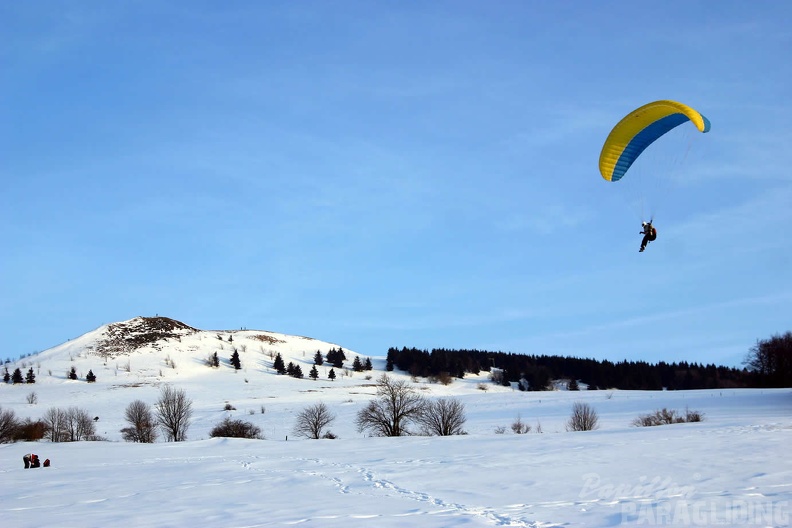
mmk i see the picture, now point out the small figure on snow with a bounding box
[23,453,41,468]
[639,221,657,253]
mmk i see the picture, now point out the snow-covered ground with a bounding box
[1,318,790,527]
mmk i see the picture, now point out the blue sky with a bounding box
[2,1,791,368]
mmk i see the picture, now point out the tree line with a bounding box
[386,332,792,390]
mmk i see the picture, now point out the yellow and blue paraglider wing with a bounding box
[599,100,711,182]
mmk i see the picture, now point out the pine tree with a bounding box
[327,348,345,369]
[328,368,336,381]
[286,362,295,376]
[352,356,363,372]
[313,350,324,365]
[3,367,9,383]
[212,352,220,368]
[25,367,36,384]
[69,366,78,380]
[292,365,304,379]
[12,368,23,384]
[230,351,241,370]
[365,358,373,371]
[86,370,96,382]
[568,378,580,391]
[273,353,286,374]
[309,365,319,380]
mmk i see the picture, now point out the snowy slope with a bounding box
[1,317,791,527]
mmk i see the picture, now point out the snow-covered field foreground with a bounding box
[3,389,790,528]
[1,319,791,526]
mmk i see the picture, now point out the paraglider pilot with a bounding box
[639,221,657,252]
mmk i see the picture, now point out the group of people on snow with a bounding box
[23,453,50,468]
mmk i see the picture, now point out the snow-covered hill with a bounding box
[2,315,517,441]
[2,317,791,527]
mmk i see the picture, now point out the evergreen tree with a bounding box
[309,365,319,380]
[568,378,580,391]
[365,357,373,371]
[352,356,363,372]
[86,369,97,382]
[12,368,23,384]
[69,366,78,380]
[25,367,36,384]
[286,362,295,376]
[230,351,241,370]
[292,365,304,379]
[327,347,345,369]
[328,368,336,381]
[212,352,220,368]
[273,353,286,374]
[3,367,9,383]
[313,350,324,365]
[386,356,394,371]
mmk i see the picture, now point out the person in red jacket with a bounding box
[639,221,657,253]
[23,453,40,468]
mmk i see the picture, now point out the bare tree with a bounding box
[293,402,336,439]
[64,407,96,441]
[566,402,599,432]
[42,407,68,442]
[744,331,792,387]
[155,385,193,442]
[417,398,467,436]
[121,400,158,443]
[0,407,18,443]
[355,374,425,437]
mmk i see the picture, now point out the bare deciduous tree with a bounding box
[355,374,425,437]
[64,406,96,441]
[417,398,467,436]
[566,402,599,432]
[0,407,18,443]
[155,385,193,442]
[43,407,95,441]
[43,407,68,442]
[293,402,336,439]
[744,331,792,387]
[121,399,158,443]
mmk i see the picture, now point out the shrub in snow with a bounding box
[631,407,705,427]
[13,418,46,442]
[566,402,599,432]
[417,398,467,436]
[510,414,531,434]
[209,417,262,439]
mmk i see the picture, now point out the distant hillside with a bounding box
[4,316,371,386]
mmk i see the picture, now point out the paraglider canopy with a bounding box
[599,100,711,183]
